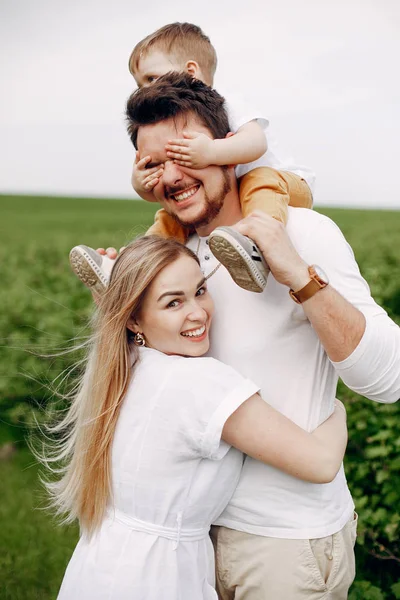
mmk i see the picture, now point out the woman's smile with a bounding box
[132,253,214,357]
[180,324,207,341]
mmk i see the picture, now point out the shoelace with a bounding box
[195,237,221,280]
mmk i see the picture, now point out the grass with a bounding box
[0,194,159,599]
[0,448,78,600]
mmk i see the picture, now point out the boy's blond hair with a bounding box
[128,22,217,85]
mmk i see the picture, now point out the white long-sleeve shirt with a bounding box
[332,300,399,404]
[188,207,400,539]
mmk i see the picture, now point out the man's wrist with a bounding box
[289,264,330,304]
[287,263,311,292]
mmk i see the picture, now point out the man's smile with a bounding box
[168,184,200,206]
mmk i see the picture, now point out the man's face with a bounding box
[136,115,232,232]
[133,51,183,88]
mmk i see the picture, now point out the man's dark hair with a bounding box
[126,72,230,149]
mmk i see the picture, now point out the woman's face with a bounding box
[132,254,214,357]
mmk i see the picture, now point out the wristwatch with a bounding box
[289,265,329,304]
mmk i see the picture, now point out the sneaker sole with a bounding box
[69,247,108,296]
[209,232,267,293]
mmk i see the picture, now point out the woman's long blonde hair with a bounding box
[43,236,198,536]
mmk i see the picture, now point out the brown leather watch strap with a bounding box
[289,265,329,304]
[289,279,324,304]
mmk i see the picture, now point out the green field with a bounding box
[1,195,399,599]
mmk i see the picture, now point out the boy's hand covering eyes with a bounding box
[133,152,164,192]
[165,131,217,169]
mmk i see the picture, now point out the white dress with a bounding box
[57,347,259,600]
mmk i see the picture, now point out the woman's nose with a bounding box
[187,301,207,321]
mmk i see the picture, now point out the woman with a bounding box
[50,236,347,600]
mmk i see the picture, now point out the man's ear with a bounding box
[185,60,202,79]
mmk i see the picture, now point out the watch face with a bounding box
[313,265,329,284]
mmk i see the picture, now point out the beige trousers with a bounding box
[210,513,358,600]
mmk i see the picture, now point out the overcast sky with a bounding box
[1,0,399,208]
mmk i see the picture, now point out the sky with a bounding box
[0,0,399,208]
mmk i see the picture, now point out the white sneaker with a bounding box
[209,227,269,293]
[69,245,115,295]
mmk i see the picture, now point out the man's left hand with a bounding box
[235,211,310,291]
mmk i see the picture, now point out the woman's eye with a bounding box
[167,299,180,308]
[196,286,207,297]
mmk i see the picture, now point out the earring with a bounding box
[134,332,146,347]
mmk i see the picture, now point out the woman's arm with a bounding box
[222,395,347,483]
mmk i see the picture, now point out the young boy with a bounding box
[70,22,314,293]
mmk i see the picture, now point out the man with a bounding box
[92,73,400,598]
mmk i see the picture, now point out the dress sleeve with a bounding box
[169,357,260,460]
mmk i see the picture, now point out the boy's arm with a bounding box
[165,120,267,169]
[215,121,268,165]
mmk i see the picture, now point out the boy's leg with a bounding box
[209,168,312,293]
[69,245,116,296]
[212,515,357,600]
[280,170,313,209]
[239,166,313,223]
[69,209,189,295]
[146,208,189,244]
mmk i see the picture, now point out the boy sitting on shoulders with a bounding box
[71,22,314,294]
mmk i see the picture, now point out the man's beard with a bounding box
[166,168,231,231]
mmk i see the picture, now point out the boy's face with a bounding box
[133,50,183,88]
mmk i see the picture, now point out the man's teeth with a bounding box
[181,325,206,338]
[173,187,197,202]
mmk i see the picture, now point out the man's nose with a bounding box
[162,160,184,188]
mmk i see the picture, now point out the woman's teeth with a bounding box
[181,325,206,338]
[173,186,198,202]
